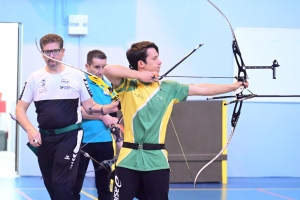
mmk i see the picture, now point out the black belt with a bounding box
[39,123,82,135]
[123,142,165,150]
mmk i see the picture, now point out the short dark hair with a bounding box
[126,41,159,71]
[40,34,63,50]
[86,50,107,65]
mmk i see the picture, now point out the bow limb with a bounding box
[10,113,23,129]
[79,149,116,173]
[193,122,237,187]
[194,0,249,187]
[79,120,123,174]
[206,0,248,83]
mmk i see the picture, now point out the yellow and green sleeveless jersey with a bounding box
[115,78,189,171]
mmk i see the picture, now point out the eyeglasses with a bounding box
[43,49,61,56]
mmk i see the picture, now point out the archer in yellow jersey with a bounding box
[104,41,248,200]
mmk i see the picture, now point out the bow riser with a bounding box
[233,41,248,82]
[231,100,242,128]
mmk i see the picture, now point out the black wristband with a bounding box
[88,103,96,115]
[100,106,105,115]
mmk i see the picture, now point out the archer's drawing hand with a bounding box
[137,71,159,83]
[101,115,118,128]
[27,128,42,147]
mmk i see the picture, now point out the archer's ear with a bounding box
[85,64,89,70]
[138,60,145,69]
[61,48,65,55]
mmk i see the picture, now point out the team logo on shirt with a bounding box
[60,86,70,89]
[61,79,69,84]
[39,79,48,93]
[156,95,164,101]
[134,92,144,99]
[60,78,71,89]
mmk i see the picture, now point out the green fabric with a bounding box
[39,123,82,135]
[115,79,189,171]
[27,142,38,156]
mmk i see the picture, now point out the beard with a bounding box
[47,59,58,68]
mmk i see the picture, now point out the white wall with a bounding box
[0,23,19,153]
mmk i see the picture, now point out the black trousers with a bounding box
[112,167,170,200]
[38,129,83,200]
[73,142,114,200]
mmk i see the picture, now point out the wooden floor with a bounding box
[1,151,300,199]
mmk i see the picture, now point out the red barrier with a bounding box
[0,101,6,113]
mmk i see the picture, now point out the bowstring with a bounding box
[159,81,194,182]
[80,125,109,149]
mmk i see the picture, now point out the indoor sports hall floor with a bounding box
[1,151,300,200]
[0,176,299,200]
